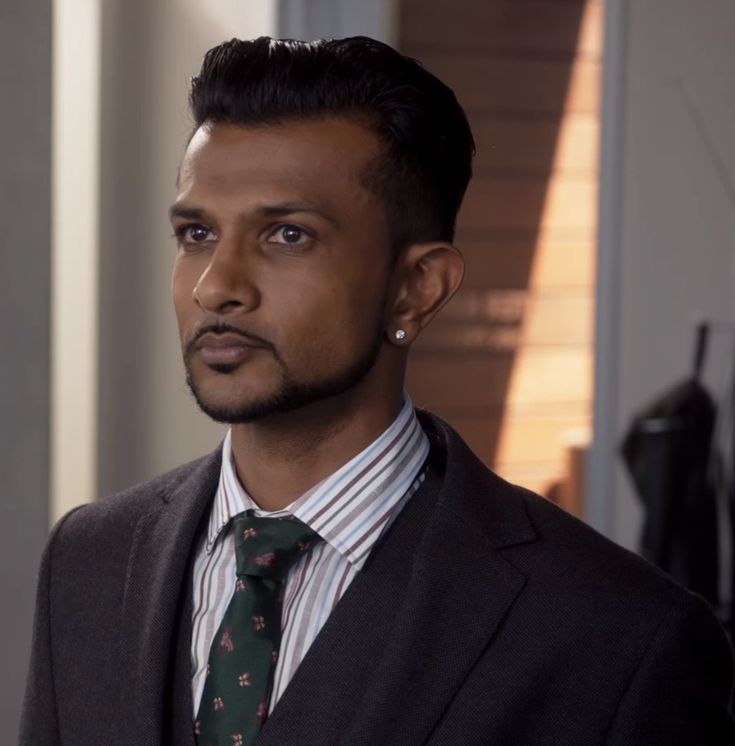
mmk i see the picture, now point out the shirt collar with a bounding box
[205,396,430,568]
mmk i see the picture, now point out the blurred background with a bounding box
[2,0,734,737]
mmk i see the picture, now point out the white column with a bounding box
[586,0,629,537]
[51,0,101,523]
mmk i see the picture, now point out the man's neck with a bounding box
[229,387,404,512]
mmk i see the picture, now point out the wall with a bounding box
[591,0,735,548]
[0,2,52,739]
[279,0,396,42]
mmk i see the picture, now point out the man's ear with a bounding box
[387,242,464,345]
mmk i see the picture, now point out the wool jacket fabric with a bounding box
[20,411,735,745]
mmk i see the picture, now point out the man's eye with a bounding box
[177,224,215,243]
[269,225,310,245]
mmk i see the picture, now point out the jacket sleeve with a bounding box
[19,507,84,745]
[605,590,735,745]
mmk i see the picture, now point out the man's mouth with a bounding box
[195,332,264,367]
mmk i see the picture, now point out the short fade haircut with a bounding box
[189,36,475,254]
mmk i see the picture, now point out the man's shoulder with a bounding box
[475,458,692,615]
[53,449,222,545]
[433,433,730,679]
[491,471,726,664]
[425,409,706,618]
[514,482,685,608]
[418,418,734,743]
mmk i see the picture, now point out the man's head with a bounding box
[188,36,475,255]
[171,37,472,425]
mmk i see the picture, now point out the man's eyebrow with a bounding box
[257,202,340,228]
[169,204,206,222]
[168,202,340,227]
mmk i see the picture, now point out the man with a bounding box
[21,36,735,745]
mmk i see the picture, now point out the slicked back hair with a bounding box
[189,36,475,254]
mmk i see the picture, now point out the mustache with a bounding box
[184,322,274,359]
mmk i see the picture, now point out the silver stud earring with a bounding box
[394,329,407,341]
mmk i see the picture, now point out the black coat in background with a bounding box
[21,412,735,745]
[621,378,720,605]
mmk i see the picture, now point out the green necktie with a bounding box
[195,513,321,746]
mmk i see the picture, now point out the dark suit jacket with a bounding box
[20,412,735,745]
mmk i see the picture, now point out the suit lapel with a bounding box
[258,416,537,745]
[114,449,222,745]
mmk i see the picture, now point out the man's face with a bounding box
[171,118,395,423]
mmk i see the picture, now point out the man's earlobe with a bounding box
[389,241,464,342]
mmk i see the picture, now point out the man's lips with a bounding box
[195,332,265,367]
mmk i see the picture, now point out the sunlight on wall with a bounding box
[493,1,601,511]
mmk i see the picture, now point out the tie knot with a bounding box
[232,513,321,580]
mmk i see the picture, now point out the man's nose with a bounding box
[192,240,260,315]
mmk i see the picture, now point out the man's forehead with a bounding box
[182,119,381,171]
[176,119,382,203]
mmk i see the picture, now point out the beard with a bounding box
[183,321,386,424]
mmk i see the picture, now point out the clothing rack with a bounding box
[691,319,735,635]
[693,320,735,379]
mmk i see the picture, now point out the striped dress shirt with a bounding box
[190,398,430,714]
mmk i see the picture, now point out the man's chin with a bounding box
[187,380,352,425]
[187,387,283,424]
[185,374,319,424]
[196,402,279,424]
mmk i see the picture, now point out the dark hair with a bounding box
[189,36,474,253]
